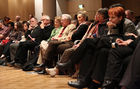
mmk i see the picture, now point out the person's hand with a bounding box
[72,44,80,48]
[107,21,116,29]
[117,39,133,46]
[31,38,35,41]
[28,35,35,42]
[116,38,123,44]
[29,25,33,30]
[51,37,58,41]
[40,21,45,29]
[125,33,138,38]
[0,34,4,39]
[5,37,10,40]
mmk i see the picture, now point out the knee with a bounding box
[10,44,16,49]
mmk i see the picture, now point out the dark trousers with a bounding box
[2,41,13,61]
[91,48,109,82]
[67,37,111,83]
[70,38,99,64]
[120,42,140,89]
[70,36,111,64]
[78,48,109,83]
[104,46,134,82]
[14,40,38,65]
[10,43,19,61]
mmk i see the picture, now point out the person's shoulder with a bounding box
[36,26,41,29]
[68,24,76,28]
[124,18,134,25]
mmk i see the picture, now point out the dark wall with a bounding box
[102,0,140,16]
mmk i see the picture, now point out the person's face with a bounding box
[30,18,37,27]
[29,14,33,20]
[42,19,50,26]
[15,16,20,21]
[94,12,104,22]
[54,19,61,28]
[8,24,13,30]
[0,23,3,28]
[14,23,17,30]
[61,18,70,27]
[125,11,130,19]
[23,23,28,31]
[109,14,122,24]
[77,14,85,24]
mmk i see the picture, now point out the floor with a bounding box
[0,66,82,89]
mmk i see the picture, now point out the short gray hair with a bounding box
[61,14,72,20]
[42,15,50,20]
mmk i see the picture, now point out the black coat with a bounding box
[41,25,54,40]
[25,26,42,44]
[120,41,140,89]
[71,24,89,42]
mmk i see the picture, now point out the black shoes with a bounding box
[35,63,45,68]
[7,61,15,67]
[34,63,46,72]
[0,59,5,65]
[57,60,73,70]
[88,81,101,89]
[68,80,88,88]
[101,80,118,89]
[68,80,101,89]
[37,69,47,74]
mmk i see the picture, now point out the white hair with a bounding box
[61,14,72,20]
[42,15,50,20]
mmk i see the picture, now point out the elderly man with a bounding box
[8,15,53,69]
[15,16,21,23]
[12,17,42,68]
[36,14,76,74]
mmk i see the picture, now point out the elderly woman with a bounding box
[36,16,62,65]
[46,8,109,77]
[58,6,137,89]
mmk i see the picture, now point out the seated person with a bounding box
[37,16,62,65]
[120,39,140,89]
[46,8,109,77]
[57,6,137,89]
[34,14,77,74]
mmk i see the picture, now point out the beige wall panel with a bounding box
[0,0,8,19]
[57,0,68,14]
[43,0,56,19]
[68,0,102,20]
[8,0,35,21]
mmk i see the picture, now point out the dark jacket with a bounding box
[25,26,42,44]
[71,24,89,42]
[41,25,54,41]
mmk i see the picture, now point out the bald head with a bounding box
[15,16,21,22]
